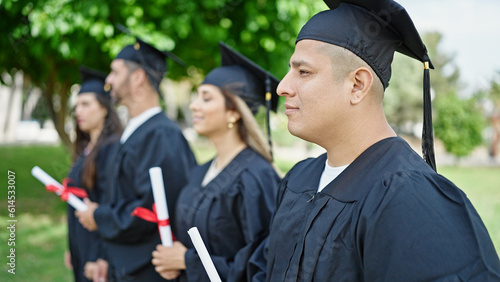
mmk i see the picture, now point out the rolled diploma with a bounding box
[187,227,222,282]
[31,166,88,211]
[149,167,173,246]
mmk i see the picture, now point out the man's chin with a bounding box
[287,124,302,138]
[288,124,314,143]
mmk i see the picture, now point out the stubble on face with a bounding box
[108,59,136,107]
[283,40,351,145]
[112,77,131,107]
[113,73,133,107]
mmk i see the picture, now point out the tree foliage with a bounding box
[490,71,500,108]
[1,0,325,149]
[483,71,500,157]
[434,94,486,158]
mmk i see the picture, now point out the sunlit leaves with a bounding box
[1,0,331,147]
[435,94,486,158]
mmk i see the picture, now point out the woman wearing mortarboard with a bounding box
[65,66,122,282]
[151,42,281,282]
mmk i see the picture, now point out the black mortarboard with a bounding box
[79,66,110,98]
[297,0,436,171]
[203,42,280,114]
[114,25,185,95]
[202,42,280,158]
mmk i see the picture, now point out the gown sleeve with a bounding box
[92,143,115,261]
[94,128,194,243]
[360,171,500,281]
[183,167,279,282]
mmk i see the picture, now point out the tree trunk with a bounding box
[4,72,24,142]
[58,80,72,149]
[43,66,72,151]
[0,83,11,142]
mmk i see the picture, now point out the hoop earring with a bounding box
[228,117,236,129]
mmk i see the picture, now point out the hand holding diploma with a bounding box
[76,199,99,231]
[31,166,88,211]
[151,241,186,280]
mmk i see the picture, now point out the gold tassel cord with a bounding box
[265,92,271,101]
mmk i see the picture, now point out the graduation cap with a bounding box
[114,24,185,95]
[202,42,280,158]
[297,0,436,171]
[78,66,110,98]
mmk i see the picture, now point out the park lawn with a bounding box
[0,144,72,217]
[1,145,73,281]
[0,145,498,281]
[0,214,72,281]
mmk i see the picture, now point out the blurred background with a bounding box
[1,0,499,280]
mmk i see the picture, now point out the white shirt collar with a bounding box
[318,159,349,192]
[120,107,162,144]
[201,158,222,187]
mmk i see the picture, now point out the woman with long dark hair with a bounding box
[151,42,281,281]
[65,66,122,282]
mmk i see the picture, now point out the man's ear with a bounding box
[350,67,373,105]
[129,68,147,88]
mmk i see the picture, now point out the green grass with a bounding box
[0,214,72,281]
[0,145,73,281]
[0,145,498,281]
[0,145,72,217]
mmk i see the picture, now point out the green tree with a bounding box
[434,94,486,160]
[1,0,326,149]
[485,71,500,157]
[1,0,115,148]
[491,72,500,106]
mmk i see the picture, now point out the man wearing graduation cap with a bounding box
[151,42,281,281]
[264,0,500,281]
[76,36,197,281]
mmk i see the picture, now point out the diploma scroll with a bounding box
[149,167,173,246]
[31,166,88,211]
[187,227,222,282]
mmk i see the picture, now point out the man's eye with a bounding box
[299,70,310,75]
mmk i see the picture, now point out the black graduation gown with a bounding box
[175,148,280,282]
[266,137,500,281]
[93,112,197,281]
[67,141,117,282]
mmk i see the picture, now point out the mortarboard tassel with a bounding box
[265,75,273,161]
[133,40,164,96]
[422,60,437,172]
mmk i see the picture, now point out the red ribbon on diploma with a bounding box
[131,204,170,226]
[131,204,176,240]
[45,178,88,201]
